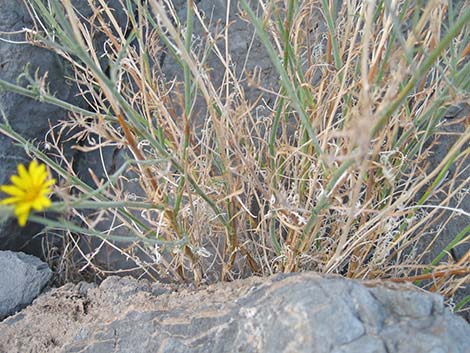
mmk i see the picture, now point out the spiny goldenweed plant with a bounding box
[0,0,469,312]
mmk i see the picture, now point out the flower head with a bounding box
[0,160,55,226]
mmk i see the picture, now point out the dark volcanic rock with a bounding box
[0,0,77,251]
[413,104,470,321]
[0,273,469,353]
[0,0,127,253]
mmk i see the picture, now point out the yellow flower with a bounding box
[0,160,55,227]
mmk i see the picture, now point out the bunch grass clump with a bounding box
[0,0,469,311]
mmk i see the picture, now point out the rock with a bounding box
[0,0,77,252]
[1,0,469,325]
[413,104,470,321]
[0,0,127,254]
[0,272,469,353]
[417,104,470,263]
[0,250,52,320]
[160,0,315,127]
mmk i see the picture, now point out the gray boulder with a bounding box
[1,272,469,353]
[0,250,52,320]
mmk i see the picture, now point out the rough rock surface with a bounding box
[1,272,469,353]
[161,0,326,126]
[432,116,470,262]
[0,0,127,253]
[0,0,75,251]
[0,250,52,320]
[0,0,469,325]
[414,103,470,321]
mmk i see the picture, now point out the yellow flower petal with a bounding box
[28,160,38,173]
[32,196,51,211]
[15,203,32,216]
[34,170,47,186]
[10,175,25,188]
[17,212,29,227]
[17,163,29,179]
[43,178,56,188]
[0,184,25,197]
[0,196,22,205]
[30,161,46,184]
[0,160,55,226]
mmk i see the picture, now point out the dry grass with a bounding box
[1,0,469,312]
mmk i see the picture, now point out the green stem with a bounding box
[0,78,96,118]
[371,8,470,137]
[240,0,323,159]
